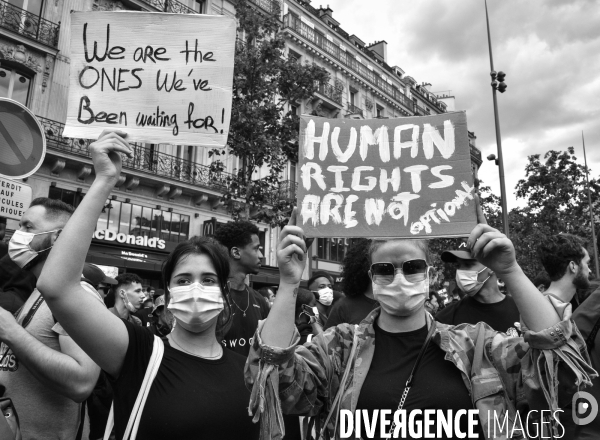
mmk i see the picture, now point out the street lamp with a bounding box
[485,0,510,238]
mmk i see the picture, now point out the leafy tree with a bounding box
[211,0,329,226]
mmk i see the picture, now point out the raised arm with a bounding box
[261,209,307,347]
[468,201,559,331]
[37,130,133,377]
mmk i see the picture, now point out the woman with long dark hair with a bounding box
[37,131,259,440]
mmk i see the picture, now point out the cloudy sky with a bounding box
[322,0,600,209]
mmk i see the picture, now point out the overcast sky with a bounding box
[321,0,600,209]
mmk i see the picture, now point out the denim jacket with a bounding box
[246,297,596,440]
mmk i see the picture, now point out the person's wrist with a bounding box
[496,262,522,280]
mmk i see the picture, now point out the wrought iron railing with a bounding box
[415,104,429,116]
[347,103,364,117]
[38,116,297,204]
[316,82,342,105]
[165,0,197,14]
[251,0,281,15]
[285,14,419,115]
[0,0,60,47]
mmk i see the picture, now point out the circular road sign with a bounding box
[0,98,46,179]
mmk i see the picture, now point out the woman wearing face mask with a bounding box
[308,271,336,326]
[245,208,595,440]
[36,131,260,440]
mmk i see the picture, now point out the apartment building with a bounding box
[0,0,482,286]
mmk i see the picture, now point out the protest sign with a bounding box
[0,177,32,220]
[298,112,477,238]
[64,11,236,146]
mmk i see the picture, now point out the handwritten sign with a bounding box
[0,177,32,220]
[298,112,477,238]
[64,11,236,146]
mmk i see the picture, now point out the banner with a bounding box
[298,112,477,238]
[64,11,236,146]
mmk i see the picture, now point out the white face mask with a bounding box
[316,288,333,306]
[8,229,59,268]
[121,291,139,313]
[167,283,224,333]
[373,271,429,317]
[456,268,492,297]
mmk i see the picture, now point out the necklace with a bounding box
[169,336,223,359]
[230,285,251,317]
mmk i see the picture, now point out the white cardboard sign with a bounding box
[0,177,32,220]
[64,11,236,147]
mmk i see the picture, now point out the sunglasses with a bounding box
[370,260,429,285]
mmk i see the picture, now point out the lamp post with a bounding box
[582,132,600,279]
[484,0,510,238]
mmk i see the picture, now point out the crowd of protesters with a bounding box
[1,129,600,440]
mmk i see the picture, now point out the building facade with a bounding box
[0,0,482,288]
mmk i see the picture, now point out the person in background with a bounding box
[0,217,7,258]
[424,291,440,315]
[257,286,275,308]
[538,234,591,305]
[325,239,378,329]
[533,270,551,293]
[435,246,521,335]
[537,234,595,439]
[81,263,117,300]
[214,221,269,356]
[308,271,335,326]
[36,130,260,440]
[0,198,101,440]
[295,288,323,344]
[148,287,156,300]
[110,273,145,326]
[149,294,174,338]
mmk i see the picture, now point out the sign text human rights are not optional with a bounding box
[298,112,478,238]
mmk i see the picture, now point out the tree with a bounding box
[510,147,600,278]
[211,0,329,226]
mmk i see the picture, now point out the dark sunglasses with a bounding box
[370,260,429,285]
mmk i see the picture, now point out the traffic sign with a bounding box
[0,98,46,179]
[0,176,32,220]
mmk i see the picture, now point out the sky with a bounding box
[320,0,600,209]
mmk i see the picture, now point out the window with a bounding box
[376,104,384,118]
[7,0,43,15]
[291,104,298,116]
[0,67,32,106]
[195,0,206,13]
[288,49,301,63]
[48,187,191,243]
[350,92,356,107]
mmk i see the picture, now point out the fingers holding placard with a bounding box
[90,130,132,182]
[468,224,517,276]
[278,209,308,285]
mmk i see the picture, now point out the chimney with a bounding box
[368,41,388,63]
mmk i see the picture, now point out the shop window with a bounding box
[0,66,32,106]
[317,238,349,262]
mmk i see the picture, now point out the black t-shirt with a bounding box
[133,306,154,328]
[324,295,379,330]
[357,322,482,440]
[111,320,259,440]
[435,295,520,334]
[222,286,269,356]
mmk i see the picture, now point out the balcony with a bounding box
[414,104,430,116]
[284,14,415,115]
[250,0,281,15]
[38,116,234,193]
[470,144,482,165]
[165,0,197,14]
[0,0,60,48]
[315,82,342,106]
[346,103,364,118]
[37,116,298,207]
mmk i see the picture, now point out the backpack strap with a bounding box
[318,325,359,440]
[103,335,164,440]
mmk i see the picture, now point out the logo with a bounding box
[572,391,598,426]
[93,230,166,249]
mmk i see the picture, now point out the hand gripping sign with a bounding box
[297,112,478,238]
[64,11,236,147]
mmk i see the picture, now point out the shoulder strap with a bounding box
[319,325,359,440]
[586,317,600,352]
[103,336,165,440]
[19,292,45,329]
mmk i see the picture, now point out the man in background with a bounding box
[214,221,269,356]
[109,273,145,326]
